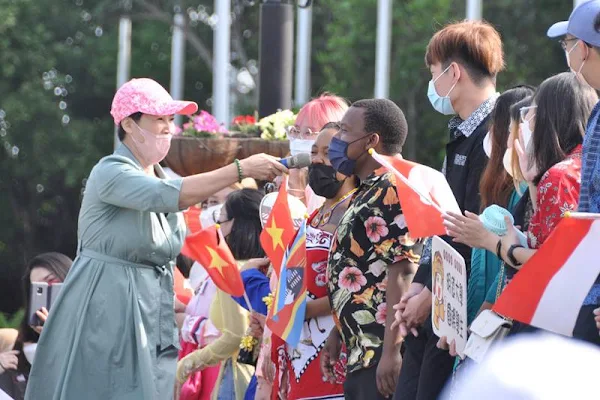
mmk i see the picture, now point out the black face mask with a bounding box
[308,163,345,199]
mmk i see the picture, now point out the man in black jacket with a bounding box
[393,20,505,400]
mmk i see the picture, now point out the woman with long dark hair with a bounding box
[176,189,268,400]
[0,252,72,400]
[445,72,599,344]
[466,86,534,323]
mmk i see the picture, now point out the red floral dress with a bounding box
[527,145,582,249]
[272,212,346,400]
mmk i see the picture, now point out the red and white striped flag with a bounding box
[369,149,460,239]
[493,217,600,336]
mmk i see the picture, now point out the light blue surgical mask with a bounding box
[427,64,457,115]
[289,138,314,156]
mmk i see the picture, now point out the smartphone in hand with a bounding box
[28,282,64,326]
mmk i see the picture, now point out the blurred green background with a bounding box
[0,0,574,316]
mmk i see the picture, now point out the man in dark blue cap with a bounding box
[548,0,600,341]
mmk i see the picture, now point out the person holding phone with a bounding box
[0,252,72,400]
[24,78,287,400]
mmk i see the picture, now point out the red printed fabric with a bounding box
[527,145,582,249]
[273,212,346,400]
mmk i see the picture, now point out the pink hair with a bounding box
[295,93,348,131]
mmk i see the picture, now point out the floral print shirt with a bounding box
[528,145,582,249]
[327,172,420,373]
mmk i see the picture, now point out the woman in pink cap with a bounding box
[24,78,286,400]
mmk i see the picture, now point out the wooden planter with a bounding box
[164,136,290,176]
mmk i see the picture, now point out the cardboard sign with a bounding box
[431,236,467,357]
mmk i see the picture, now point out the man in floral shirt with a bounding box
[323,99,421,400]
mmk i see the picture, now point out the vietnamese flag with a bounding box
[260,177,295,276]
[173,266,193,305]
[183,205,203,234]
[370,149,460,239]
[181,225,244,297]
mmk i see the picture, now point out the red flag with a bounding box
[183,205,203,234]
[493,217,600,336]
[370,149,460,239]
[173,267,193,305]
[260,178,295,276]
[182,225,245,297]
[267,220,308,346]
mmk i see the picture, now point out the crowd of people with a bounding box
[2,1,600,399]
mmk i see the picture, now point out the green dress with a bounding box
[25,144,186,400]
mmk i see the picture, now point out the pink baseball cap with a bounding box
[110,78,198,125]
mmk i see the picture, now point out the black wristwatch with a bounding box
[507,244,524,267]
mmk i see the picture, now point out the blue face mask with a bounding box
[329,135,370,176]
[427,64,457,116]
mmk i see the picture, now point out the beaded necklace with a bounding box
[310,188,358,228]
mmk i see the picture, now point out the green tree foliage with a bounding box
[0,0,579,314]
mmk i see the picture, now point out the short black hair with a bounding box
[224,188,266,260]
[118,112,143,141]
[351,98,407,154]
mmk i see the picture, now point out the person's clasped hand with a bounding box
[0,350,19,374]
[391,283,424,338]
[176,352,203,384]
[241,258,270,273]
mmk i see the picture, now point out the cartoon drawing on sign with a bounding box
[432,251,445,330]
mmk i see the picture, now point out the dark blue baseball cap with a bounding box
[547,0,600,47]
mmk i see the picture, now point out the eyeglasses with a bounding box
[520,106,537,124]
[286,125,317,140]
[559,38,579,51]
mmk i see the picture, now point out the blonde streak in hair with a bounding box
[509,123,525,188]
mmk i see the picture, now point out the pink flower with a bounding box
[376,277,387,292]
[375,302,387,325]
[339,266,367,293]
[183,122,193,130]
[364,216,389,243]
[173,125,183,135]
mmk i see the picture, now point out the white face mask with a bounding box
[131,122,172,166]
[23,343,37,364]
[503,148,514,177]
[565,41,586,74]
[289,138,314,156]
[483,131,492,158]
[519,121,533,151]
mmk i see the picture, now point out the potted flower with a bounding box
[228,114,260,138]
[234,109,295,160]
[164,110,239,176]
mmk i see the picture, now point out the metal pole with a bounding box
[374,0,392,99]
[294,4,312,106]
[258,1,294,117]
[115,1,132,149]
[213,0,231,126]
[466,0,482,20]
[170,4,186,126]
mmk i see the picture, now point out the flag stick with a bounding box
[243,291,255,314]
[369,149,445,214]
[564,211,600,220]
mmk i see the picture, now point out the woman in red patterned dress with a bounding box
[270,123,358,399]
